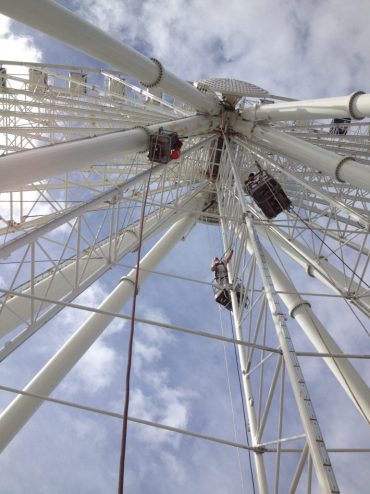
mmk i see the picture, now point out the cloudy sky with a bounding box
[0,0,369,493]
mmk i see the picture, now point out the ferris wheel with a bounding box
[0,1,369,493]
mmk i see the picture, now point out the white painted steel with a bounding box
[219,214,269,494]
[0,200,202,452]
[256,224,370,317]
[252,125,370,191]
[221,136,367,491]
[242,93,370,122]
[352,94,370,119]
[224,138,341,491]
[233,119,370,192]
[0,165,165,260]
[244,214,339,494]
[0,115,216,192]
[0,137,213,260]
[259,247,370,423]
[233,136,369,229]
[0,0,220,114]
[289,443,309,494]
[0,188,206,338]
[0,28,368,493]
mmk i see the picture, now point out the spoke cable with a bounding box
[260,174,370,295]
[290,208,370,293]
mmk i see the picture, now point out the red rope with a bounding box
[118,157,156,493]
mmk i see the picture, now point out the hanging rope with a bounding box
[118,147,157,494]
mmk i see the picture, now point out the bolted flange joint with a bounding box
[140,58,164,88]
[334,157,353,183]
[133,125,151,152]
[348,91,366,120]
[290,300,311,319]
[119,276,139,295]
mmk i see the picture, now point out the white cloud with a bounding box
[118,306,197,452]
[0,14,42,63]
[134,339,162,364]
[133,306,173,370]
[129,384,191,449]
[63,338,119,393]
[158,450,187,484]
[60,412,107,445]
[71,0,136,38]
[68,0,370,98]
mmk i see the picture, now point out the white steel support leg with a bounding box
[244,213,339,493]
[0,196,204,452]
[219,214,269,494]
[0,114,217,192]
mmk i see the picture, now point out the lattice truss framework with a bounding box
[0,4,369,492]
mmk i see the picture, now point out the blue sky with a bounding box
[0,1,370,492]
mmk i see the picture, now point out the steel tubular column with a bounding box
[218,215,269,494]
[244,214,339,494]
[0,0,219,114]
[0,115,216,192]
[242,92,370,122]
[0,196,204,452]
[252,125,370,192]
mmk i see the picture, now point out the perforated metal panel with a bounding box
[197,78,268,98]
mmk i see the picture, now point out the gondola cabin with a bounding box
[148,130,182,164]
[214,286,247,311]
[244,171,291,219]
[329,117,351,135]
